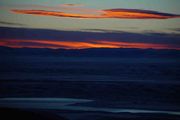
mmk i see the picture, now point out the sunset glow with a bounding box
[11,7,180,19]
[0,1,179,50]
[0,1,180,118]
[0,39,179,50]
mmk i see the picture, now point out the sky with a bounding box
[0,0,180,50]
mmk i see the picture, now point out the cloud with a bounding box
[0,27,179,50]
[59,4,83,7]
[11,5,180,19]
[0,21,25,26]
[81,28,138,33]
[0,39,119,49]
[1,39,177,50]
[11,9,101,18]
[171,28,180,32]
[103,9,180,19]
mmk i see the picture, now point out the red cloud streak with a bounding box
[11,8,180,19]
[0,39,179,50]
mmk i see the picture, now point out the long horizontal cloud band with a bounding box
[0,27,179,50]
[11,8,180,19]
[0,27,179,44]
[0,39,177,50]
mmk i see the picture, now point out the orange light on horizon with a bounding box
[97,40,174,49]
[0,39,179,50]
[0,39,119,49]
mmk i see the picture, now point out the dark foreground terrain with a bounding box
[0,108,67,120]
[0,108,180,120]
[0,80,180,120]
[0,47,179,120]
[1,80,180,111]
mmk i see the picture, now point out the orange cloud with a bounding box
[97,41,174,49]
[0,39,118,49]
[11,7,180,19]
[103,9,179,19]
[11,10,102,18]
[0,39,179,50]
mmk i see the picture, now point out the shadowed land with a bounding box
[0,107,180,120]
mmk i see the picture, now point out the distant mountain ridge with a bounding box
[0,46,179,58]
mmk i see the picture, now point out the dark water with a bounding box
[0,54,180,119]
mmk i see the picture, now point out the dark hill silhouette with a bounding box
[0,108,68,120]
[0,46,179,58]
